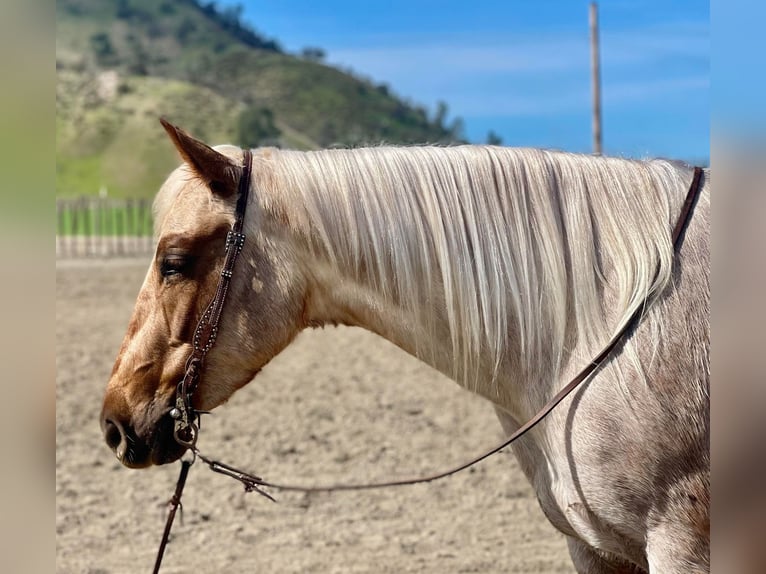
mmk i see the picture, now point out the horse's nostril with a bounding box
[104,418,124,450]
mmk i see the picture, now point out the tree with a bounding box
[238,106,281,148]
[301,47,326,62]
[176,17,198,44]
[125,33,149,76]
[449,117,465,141]
[433,100,449,129]
[115,0,132,19]
[486,130,503,146]
[89,33,117,67]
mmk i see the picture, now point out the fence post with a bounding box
[57,200,64,258]
[86,196,94,257]
[55,197,154,259]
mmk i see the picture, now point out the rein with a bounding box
[152,160,704,572]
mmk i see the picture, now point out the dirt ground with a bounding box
[56,259,573,573]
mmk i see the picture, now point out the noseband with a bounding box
[169,149,254,448]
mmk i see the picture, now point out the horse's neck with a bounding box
[257,148,552,416]
[297,240,539,418]
[302,254,457,375]
[256,147,681,418]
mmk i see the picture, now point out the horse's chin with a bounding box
[150,440,187,467]
[119,437,186,468]
[151,431,188,466]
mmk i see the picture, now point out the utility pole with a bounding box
[590,2,602,155]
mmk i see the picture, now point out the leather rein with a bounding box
[152,155,704,572]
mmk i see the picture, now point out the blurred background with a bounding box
[55,0,709,257]
[41,1,766,573]
[56,0,710,193]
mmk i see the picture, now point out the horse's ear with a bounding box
[160,118,242,197]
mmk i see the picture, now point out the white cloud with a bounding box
[327,20,708,79]
[452,74,709,117]
[329,41,588,79]
[324,20,708,118]
[604,75,710,105]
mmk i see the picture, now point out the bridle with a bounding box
[152,154,705,572]
[168,149,254,450]
[153,148,255,572]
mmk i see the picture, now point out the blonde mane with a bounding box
[250,146,695,389]
[156,145,697,390]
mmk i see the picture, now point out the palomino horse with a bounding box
[101,121,709,573]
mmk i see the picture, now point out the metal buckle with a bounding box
[173,421,198,449]
[225,231,246,251]
[171,383,198,448]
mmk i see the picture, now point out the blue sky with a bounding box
[712,0,766,144]
[225,1,709,162]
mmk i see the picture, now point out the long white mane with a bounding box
[257,146,693,388]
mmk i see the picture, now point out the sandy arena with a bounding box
[56,259,572,573]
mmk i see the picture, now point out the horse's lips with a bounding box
[149,415,188,466]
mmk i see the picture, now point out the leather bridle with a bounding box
[153,156,705,572]
[169,149,254,449]
[153,149,254,573]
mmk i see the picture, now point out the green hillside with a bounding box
[56,0,465,198]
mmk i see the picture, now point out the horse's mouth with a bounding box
[105,410,188,469]
[144,414,188,467]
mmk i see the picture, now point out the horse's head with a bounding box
[100,120,307,467]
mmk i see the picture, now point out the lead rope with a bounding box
[152,459,191,574]
[152,166,704,572]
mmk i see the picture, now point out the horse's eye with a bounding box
[160,255,192,278]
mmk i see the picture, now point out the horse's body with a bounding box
[101,123,709,573]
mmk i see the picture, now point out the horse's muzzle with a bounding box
[100,395,186,468]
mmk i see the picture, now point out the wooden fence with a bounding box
[56,197,156,258]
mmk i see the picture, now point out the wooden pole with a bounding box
[590,2,602,155]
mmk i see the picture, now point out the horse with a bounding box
[100,120,709,573]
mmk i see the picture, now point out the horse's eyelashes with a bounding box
[160,255,194,279]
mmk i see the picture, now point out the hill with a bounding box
[56,0,465,197]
